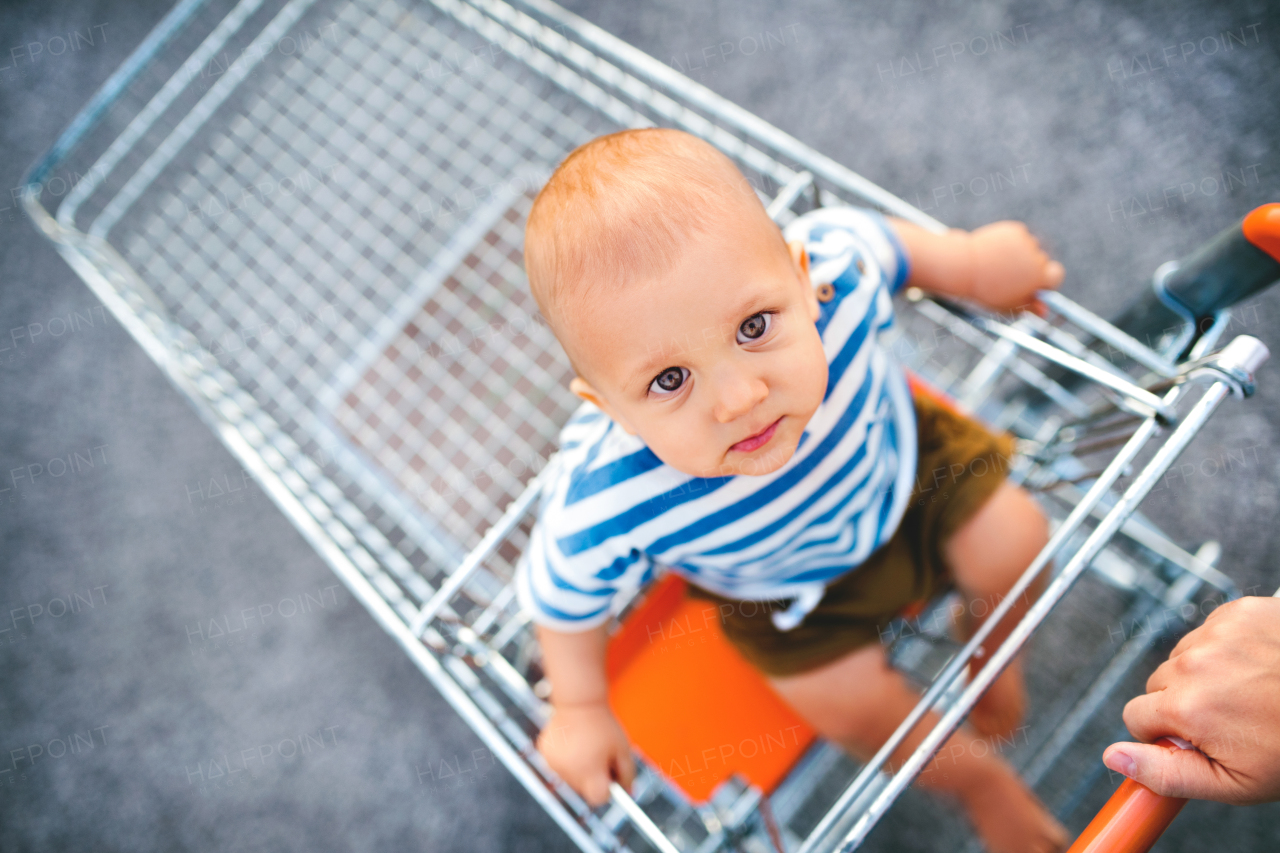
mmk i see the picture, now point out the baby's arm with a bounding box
[888,217,1065,313]
[535,623,636,806]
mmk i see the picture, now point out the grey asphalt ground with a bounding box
[1,0,1279,851]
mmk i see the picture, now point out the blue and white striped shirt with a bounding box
[515,207,918,632]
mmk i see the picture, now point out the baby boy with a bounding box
[516,128,1067,853]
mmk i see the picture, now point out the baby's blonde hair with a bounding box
[524,128,774,333]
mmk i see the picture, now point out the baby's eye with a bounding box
[736,312,772,344]
[649,366,688,395]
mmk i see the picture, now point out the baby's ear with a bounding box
[788,239,819,320]
[569,377,637,435]
[569,376,601,405]
[787,239,810,278]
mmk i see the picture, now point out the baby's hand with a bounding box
[967,221,1064,314]
[537,702,635,806]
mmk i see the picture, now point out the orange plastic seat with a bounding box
[606,575,815,802]
[905,369,957,410]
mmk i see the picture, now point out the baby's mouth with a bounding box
[730,417,782,454]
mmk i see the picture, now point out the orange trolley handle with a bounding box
[1104,202,1280,361]
[1160,203,1280,320]
[1065,738,1193,853]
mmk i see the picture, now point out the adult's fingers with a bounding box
[1143,655,1179,694]
[1163,626,1201,662]
[1103,741,1238,802]
[1120,690,1176,745]
[1145,625,1212,691]
[1201,595,1249,627]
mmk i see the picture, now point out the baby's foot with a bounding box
[969,657,1026,740]
[962,766,1068,853]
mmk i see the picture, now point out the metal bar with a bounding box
[313,183,525,413]
[454,0,798,188]
[958,336,1019,411]
[408,466,553,638]
[963,311,1177,422]
[1020,565,1206,788]
[1022,311,1173,393]
[835,378,1236,851]
[1060,430,1140,459]
[489,609,531,652]
[89,0,324,239]
[769,743,847,828]
[1052,482,1238,596]
[797,769,893,853]
[911,299,1092,417]
[306,418,468,581]
[442,655,618,849]
[22,0,211,190]
[1038,291,1179,378]
[503,0,948,233]
[455,626,549,722]
[609,781,683,853]
[58,0,267,229]
[766,170,814,219]
[471,585,518,638]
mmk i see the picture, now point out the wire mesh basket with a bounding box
[23,0,1272,850]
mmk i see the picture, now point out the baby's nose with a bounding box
[712,369,768,423]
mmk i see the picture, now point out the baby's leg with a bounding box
[944,480,1050,739]
[769,643,1066,853]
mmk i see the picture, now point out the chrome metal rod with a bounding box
[767,170,815,220]
[1021,566,1204,788]
[959,336,1019,411]
[1053,481,1238,596]
[22,0,211,191]
[90,0,322,238]
[506,0,948,232]
[967,314,1176,422]
[1037,290,1178,378]
[795,388,1173,853]
[912,298,1091,418]
[609,781,683,853]
[836,379,1234,851]
[408,465,553,637]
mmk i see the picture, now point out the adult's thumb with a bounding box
[1103,741,1223,800]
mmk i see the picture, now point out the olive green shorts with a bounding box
[687,391,1016,677]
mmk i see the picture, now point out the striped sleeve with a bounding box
[783,206,912,294]
[514,411,655,632]
[515,513,653,632]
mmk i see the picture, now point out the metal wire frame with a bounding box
[22,0,1270,850]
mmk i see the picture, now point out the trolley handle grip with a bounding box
[1160,203,1280,319]
[1065,738,1192,853]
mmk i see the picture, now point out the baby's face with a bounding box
[563,220,828,478]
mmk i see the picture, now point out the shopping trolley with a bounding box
[22,0,1280,850]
